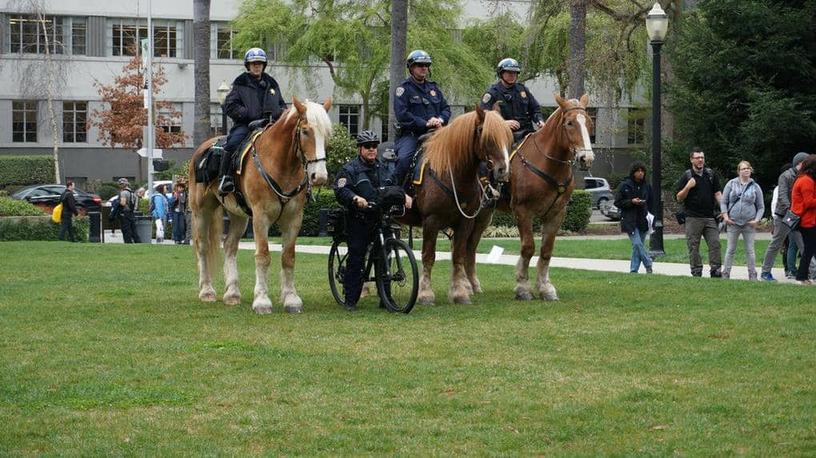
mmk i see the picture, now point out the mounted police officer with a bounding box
[218,47,287,195]
[479,58,544,144]
[333,130,410,312]
[393,49,451,186]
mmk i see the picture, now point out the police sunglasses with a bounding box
[361,143,378,150]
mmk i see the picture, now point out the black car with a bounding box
[11,184,102,212]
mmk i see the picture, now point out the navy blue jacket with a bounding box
[394,77,451,136]
[615,176,652,234]
[479,81,543,133]
[223,72,286,125]
[333,156,397,215]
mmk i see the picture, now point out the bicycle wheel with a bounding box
[376,238,419,313]
[328,239,349,306]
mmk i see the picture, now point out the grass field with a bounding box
[1,242,813,455]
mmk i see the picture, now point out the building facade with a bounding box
[0,0,644,187]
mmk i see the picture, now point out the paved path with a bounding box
[103,230,793,283]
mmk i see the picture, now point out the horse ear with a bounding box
[322,97,333,111]
[579,94,589,107]
[554,93,569,110]
[293,96,306,115]
[475,104,486,124]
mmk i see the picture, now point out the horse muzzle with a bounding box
[578,149,594,171]
[493,165,510,183]
[308,161,328,186]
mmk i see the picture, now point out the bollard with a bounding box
[87,211,102,243]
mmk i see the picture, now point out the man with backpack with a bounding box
[58,180,80,242]
[117,178,140,243]
[675,148,723,277]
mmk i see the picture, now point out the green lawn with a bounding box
[1,242,813,455]
[283,235,781,266]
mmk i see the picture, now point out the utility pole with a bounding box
[146,0,154,195]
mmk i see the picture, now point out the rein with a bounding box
[252,117,319,204]
[514,127,578,220]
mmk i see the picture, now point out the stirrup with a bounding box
[218,176,235,195]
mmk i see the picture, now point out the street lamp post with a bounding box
[646,2,668,257]
[217,80,230,136]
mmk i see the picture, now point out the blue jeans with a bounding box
[628,228,652,272]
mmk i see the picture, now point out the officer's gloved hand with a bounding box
[248,119,268,130]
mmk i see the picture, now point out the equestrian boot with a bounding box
[217,148,235,195]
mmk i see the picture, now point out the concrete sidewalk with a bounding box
[102,230,794,283]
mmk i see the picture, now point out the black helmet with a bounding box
[496,57,521,77]
[406,49,432,69]
[356,130,380,146]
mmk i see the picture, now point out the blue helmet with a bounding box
[406,49,432,69]
[244,47,267,69]
[496,58,521,77]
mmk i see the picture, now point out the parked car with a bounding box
[599,199,621,221]
[11,184,102,213]
[583,176,614,209]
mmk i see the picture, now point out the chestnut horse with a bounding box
[473,94,594,301]
[401,106,513,305]
[188,97,332,314]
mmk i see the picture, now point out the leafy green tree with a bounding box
[232,0,488,129]
[667,0,816,187]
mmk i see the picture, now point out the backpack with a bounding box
[51,203,63,223]
[109,198,121,223]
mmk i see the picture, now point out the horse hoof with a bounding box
[284,305,303,314]
[539,283,559,301]
[515,288,533,301]
[418,294,435,306]
[453,295,471,305]
[199,291,217,302]
[253,304,273,315]
[223,295,241,306]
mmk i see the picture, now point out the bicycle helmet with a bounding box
[406,50,432,69]
[496,57,521,78]
[356,130,380,146]
[244,47,267,70]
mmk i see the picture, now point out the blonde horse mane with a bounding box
[281,99,333,139]
[425,110,511,174]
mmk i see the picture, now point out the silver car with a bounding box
[583,177,614,209]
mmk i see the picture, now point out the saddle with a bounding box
[193,128,266,184]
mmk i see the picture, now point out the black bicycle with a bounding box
[327,203,419,313]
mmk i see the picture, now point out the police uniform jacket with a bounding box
[480,81,543,132]
[394,77,451,136]
[224,72,286,126]
[334,156,396,218]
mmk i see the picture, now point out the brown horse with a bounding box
[475,94,594,301]
[401,106,513,305]
[188,97,333,314]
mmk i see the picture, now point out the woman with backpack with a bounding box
[150,184,170,244]
[720,160,764,280]
[58,181,80,242]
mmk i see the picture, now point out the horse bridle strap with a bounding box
[517,151,574,220]
[251,120,310,204]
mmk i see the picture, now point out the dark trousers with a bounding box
[172,211,186,242]
[220,124,250,174]
[796,226,816,281]
[394,133,418,185]
[343,216,376,306]
[58,214,76,241]
[120,211,139,243]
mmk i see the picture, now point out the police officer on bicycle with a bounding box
[479,57,544,144]
[333,130,411,311]
[393,49,451,186]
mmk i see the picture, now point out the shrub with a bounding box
[0,216,89,241]
[561,190,592,232]
[0,196,46,216]
[0,156,54,188]
[298,190,342,236]
[326,126,356,180]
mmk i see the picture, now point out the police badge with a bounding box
[482,93,491,104]
[430,90,436,97]
[337,177,347,188]
[396,87,405,97]
[270,88,276,96]
[520,91,527,98]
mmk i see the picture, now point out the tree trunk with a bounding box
[388,0,408,141]
[37,11,61,183]
[193,0,212,146]
[567,0,587,99]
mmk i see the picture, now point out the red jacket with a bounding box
[791,174,816,228]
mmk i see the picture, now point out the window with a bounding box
[338,105,360,137]
[112,21,148,56]
[586,107,597,144]
[627,108,646,145]
[63,101,88,143]
[153,24,177,58]
[380,120,389,143]
[9,15,64,54]
[72,18,86,55]
[158,105,183,135]
[214,23,239,59]
[13,101,38,143]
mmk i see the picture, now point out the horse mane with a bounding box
[425,110,511,174]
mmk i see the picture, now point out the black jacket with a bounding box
[60,190,79,217]
[223,72,286,125]
[333,156,400,217]
[615,176,651,234]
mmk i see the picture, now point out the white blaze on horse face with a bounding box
[308,129,328,186]
[576,114,595,167]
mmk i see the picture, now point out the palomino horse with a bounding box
[400,106,513,305]
[188,97,333,314]
[477,94,594,301]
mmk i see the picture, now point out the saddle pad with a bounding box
[508,133,532,163]
[411,148,428,186]
[235,129,266,175]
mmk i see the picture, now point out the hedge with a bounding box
[0,196,47,216]
[487,189,592,233]
[0,156,54,188]
[0,216,89,241]
[326,125,357,180]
